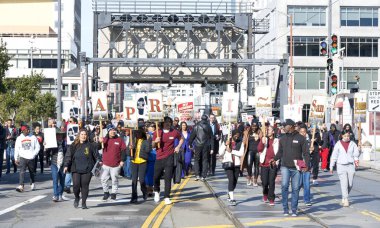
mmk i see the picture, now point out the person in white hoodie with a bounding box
[15,125,40,192]
[330,130,360,207]
[220,129,245,206]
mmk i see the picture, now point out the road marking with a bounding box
[0,195,47,216]
[361,210,380,221]
[184,218,309,228]
[122,209,140,212]
[141,183,180,228]
[152,177,190,228]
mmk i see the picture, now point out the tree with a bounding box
[0,40,12,90]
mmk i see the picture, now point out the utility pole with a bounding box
[56,0,62,121]
[326,0,332,124]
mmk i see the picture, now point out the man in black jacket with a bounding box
[208,114,221,176]
[271,119,310,217]
[189,114,214,181]
[0,123,6,179]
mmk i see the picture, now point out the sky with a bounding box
[81,0,93,60]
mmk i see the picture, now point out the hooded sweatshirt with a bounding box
[15,134,40,160]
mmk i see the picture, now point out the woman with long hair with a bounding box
[180,122,193,176]
[242,119,262,186]
[63,129,100,209]
[330,130,360,207]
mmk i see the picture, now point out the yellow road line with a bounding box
[152,177,190,228]
[141,183,180,228]
[361,210,380,221]
[185,225,235,228]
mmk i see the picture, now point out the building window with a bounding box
[71,84,78,97]
[294,68,325,90]
[288,37,326,56]
[62,84,69,97]
[29,59,61,69]
[341,37,378,57]
[288,6,326,26]
[341,7,378,27]
[341,68,378,90]
[182,90,186,96]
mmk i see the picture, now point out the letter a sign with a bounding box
[91,91,108,120]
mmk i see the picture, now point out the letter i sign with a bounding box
[95,99,105,111]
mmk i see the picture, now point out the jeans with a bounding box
[145,160,155,186]
[299,171,311,203]
[0,148,4,177]
[51,164,65,197]
[65,172,72,188]
[281,166,301,214]
[6,146,17,173]
[123,156,132,179]
[19,157,35,186]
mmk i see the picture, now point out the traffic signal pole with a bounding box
[326,0,333,124]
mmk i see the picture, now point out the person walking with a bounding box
[257,125,278,206]
[0,123,6,179]
[330,130,360,207]
[299,125,312,206]
[5,119,18,174]
[189,115,214,181]
[153,117,184,205]
[130,129,150,203]
[15,126,40,192]
[328,123,341,168]
[309,125,321,185]
[220,129,245,206]
[271,119,310,217]
[63,129,101,209]
[100,126,126,201]
[145,123,157,197]
[320,124,330,172]
[33,125,44,174]
[180,122,193,176]
[209,114,221,176]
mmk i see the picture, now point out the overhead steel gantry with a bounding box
[81,0,289,119]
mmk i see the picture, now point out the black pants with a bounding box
[154,155,174,198]
[194,145,210,178]
[208,140,219,175]
[311,151,320,180]
[261,166,277,201]
[19,157,35,186]
[226,167,240,192]
[72,172,92,204]
[34,149,44,173]
[247,150,260,178]
[131,162,147,199]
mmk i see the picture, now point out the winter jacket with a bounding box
[189,120,214,148]
[330,140,359,170]
[274,131,310,169]
[64,142,101,173]
[14,134,40,160]
[132,139,150,162]
[6,127,18,148]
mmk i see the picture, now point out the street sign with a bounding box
[368,90,380,112]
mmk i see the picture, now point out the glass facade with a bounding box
[288,6,326,26]
[294,68,325,90]
[341,37,378,57]
[341,7,378,27]
[341,68,378,90]
[288,36,327,56]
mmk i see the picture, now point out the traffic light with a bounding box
[327,58,333,71]
[331,34,338,55]
[331,74,338,95]
[320,40,327,56]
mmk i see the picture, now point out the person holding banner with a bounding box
[153,117,184,205]
[257,125,278,206]
[329,130,360,207]
[308,125,322,185]
[320,124,330,172]
[63,129,101,209]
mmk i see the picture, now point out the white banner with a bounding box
[123,99,138,127]
[309,95,327,125]
[177,97,194,126]
[283,104,303,122]
[44,128,57,149]
[147,93,164,121]
[354,92,367,123]
[254,86,272,117]
[91,91,108,120]
[222,93,239,123]
[66,124,79,145]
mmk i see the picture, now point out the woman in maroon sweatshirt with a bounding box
[257,125,279,206]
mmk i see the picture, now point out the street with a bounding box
[1,159,380,228]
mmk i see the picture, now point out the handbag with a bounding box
[222,152,234,170]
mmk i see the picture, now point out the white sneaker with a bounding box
[164,198,172,205]
[154,192,160,203]
[343,198,349,207]
[312,180,319,185]
[60,195,70,201]
[246,179,252,186]
[30,183,36,191]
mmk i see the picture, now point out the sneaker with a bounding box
[343,198,349,207]
[306,202,312,206]
[16,185,24,192]
[247,179,252,186]
[30,183,36,191]
[102,192,110,201]
[262,195,268,203]
[283,212,289,216]
[154,192,160,203]
[164,198,172,205]
[52,196,59,202]
[60,195,70,201]
[227,194,231,202]
[292,213,297,217]
[64,187,71,194]
[323,169,328,172]
[195,176,200,181]
[312,180,319,185]
[253,182,258,187]
[269,200,275,206]
[130,198,138,204]
[229,200,237,206]
[200,177,205,182]
[110,193,116,200]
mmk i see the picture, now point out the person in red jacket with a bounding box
[99,126,127,201]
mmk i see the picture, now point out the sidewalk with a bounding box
[206,161,380,227]
[359,151,380,171]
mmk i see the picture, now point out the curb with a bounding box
[204,179,245,228]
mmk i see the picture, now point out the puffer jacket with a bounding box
[189,120,214,148]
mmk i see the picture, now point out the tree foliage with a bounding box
[0,42,56,123]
